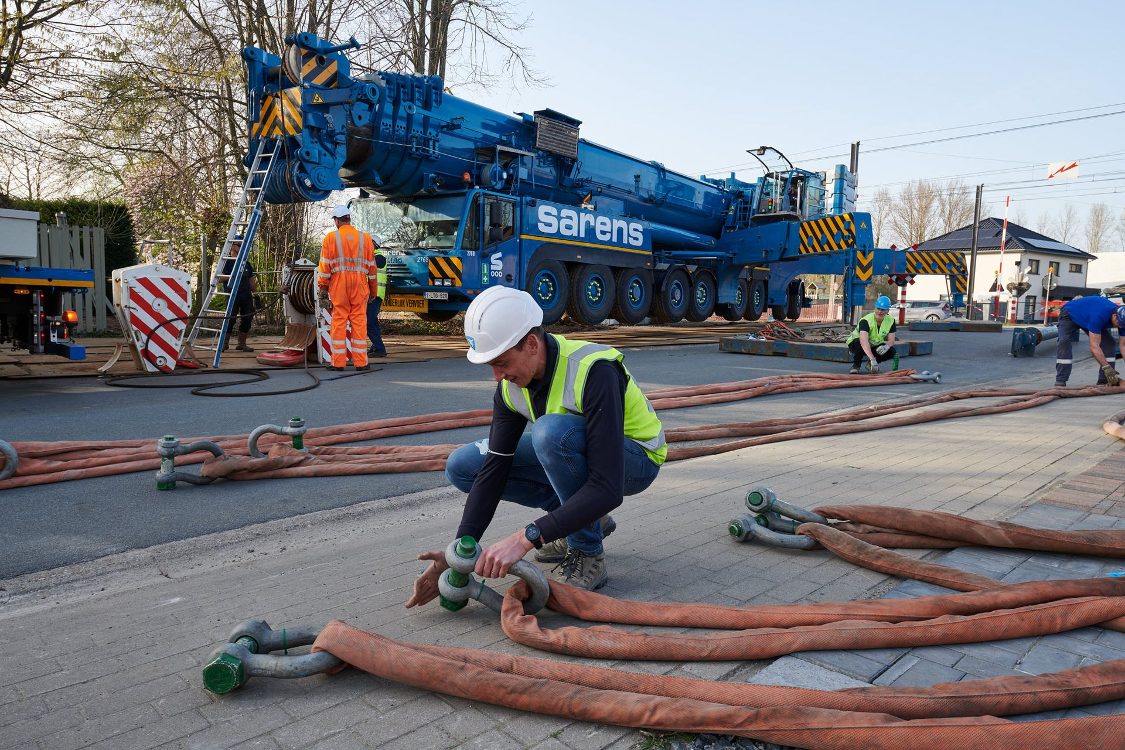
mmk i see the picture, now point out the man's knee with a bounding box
[445,442,485,491]
[531,414,584,456]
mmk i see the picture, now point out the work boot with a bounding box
[552,549,608,591]
[236,333,254,352]
[535,515,616,563]
[849,365,860,375]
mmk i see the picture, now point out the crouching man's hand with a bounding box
[475,530,534,580]
[1103,365,1122,387]
[404,550,448,608]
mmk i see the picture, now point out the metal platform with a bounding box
[719,337,933,363]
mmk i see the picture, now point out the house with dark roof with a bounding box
[915,218,1098,322]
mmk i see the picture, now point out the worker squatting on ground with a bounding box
[318,204,379,371]
[405,286,667,601]
[1054,295,1125,387]
[847,295,898,374]
[220,236,257,352]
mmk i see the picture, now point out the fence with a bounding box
[796,301,841,323]
[37,219,107,332]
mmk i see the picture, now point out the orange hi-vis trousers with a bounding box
[319,226,379,368]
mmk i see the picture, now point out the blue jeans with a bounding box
[445,413,661,554]
[365,296,385,353]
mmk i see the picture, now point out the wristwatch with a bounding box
[523,523,543,549]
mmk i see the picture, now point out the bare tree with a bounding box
[0,0,95,108]
[1085,203,1113,254]
[887,179,938,247]
[1117,209,1125,253]
[871,187,892,248]
[1050,204,1078,243]
[1033,210,1052,235]
[1,0,540,310]
[368,0,540,86]
[934,179,976,235]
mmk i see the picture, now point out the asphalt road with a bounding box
[0,326,1084,578]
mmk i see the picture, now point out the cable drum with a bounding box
[286,266,317,315]
[281,44,304,84]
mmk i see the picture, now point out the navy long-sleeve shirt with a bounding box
[455,335,627,544]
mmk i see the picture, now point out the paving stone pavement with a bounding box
[795,501,1125,722]
[1,383,1124,749]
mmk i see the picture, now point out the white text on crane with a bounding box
[536,205,645,247]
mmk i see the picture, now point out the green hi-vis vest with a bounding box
[500,334,667,465]
[375,248,388,300]
[847,312,895,346]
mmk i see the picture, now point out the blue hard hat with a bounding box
[875,295,892,310]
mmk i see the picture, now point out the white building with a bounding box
[913,218,1098,322]
[1087,253,1125,296]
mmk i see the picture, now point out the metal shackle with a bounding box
[438,538,549,615]
[910,370,942,383]
[201,619,342,695]
[745,486,827,525]
[248,416,309,458]
[728,513,818,550]
[155,435,225,489]
[0,439,18,481]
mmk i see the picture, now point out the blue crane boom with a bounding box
[242,33,964,326]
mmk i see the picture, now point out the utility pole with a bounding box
[965,185,983,320]
[846,140,860,325]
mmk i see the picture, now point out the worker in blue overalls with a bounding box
[846,295,898,374]
[1054,296,1125,387]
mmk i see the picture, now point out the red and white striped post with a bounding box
[994,196,1010,322]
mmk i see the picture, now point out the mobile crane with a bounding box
[237,34,964,330]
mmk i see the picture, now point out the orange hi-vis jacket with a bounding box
[319,225,379,367]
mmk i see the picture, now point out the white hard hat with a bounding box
[369,233,382,246]
[330,204,351,219]
[463,286,543,364]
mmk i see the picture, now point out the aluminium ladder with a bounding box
[182,137,281,368]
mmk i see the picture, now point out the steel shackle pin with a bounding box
[438,537,550,615]
[728,514,761,541]
[248,417,310,458]
[439,536,479,612]
[745,486,778,513]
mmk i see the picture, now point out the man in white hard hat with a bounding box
[318,204,379,370]
[405,286,665,600]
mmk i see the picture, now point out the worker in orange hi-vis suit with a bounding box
[318,204,380,371]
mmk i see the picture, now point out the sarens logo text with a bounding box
[536,205,644,247]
